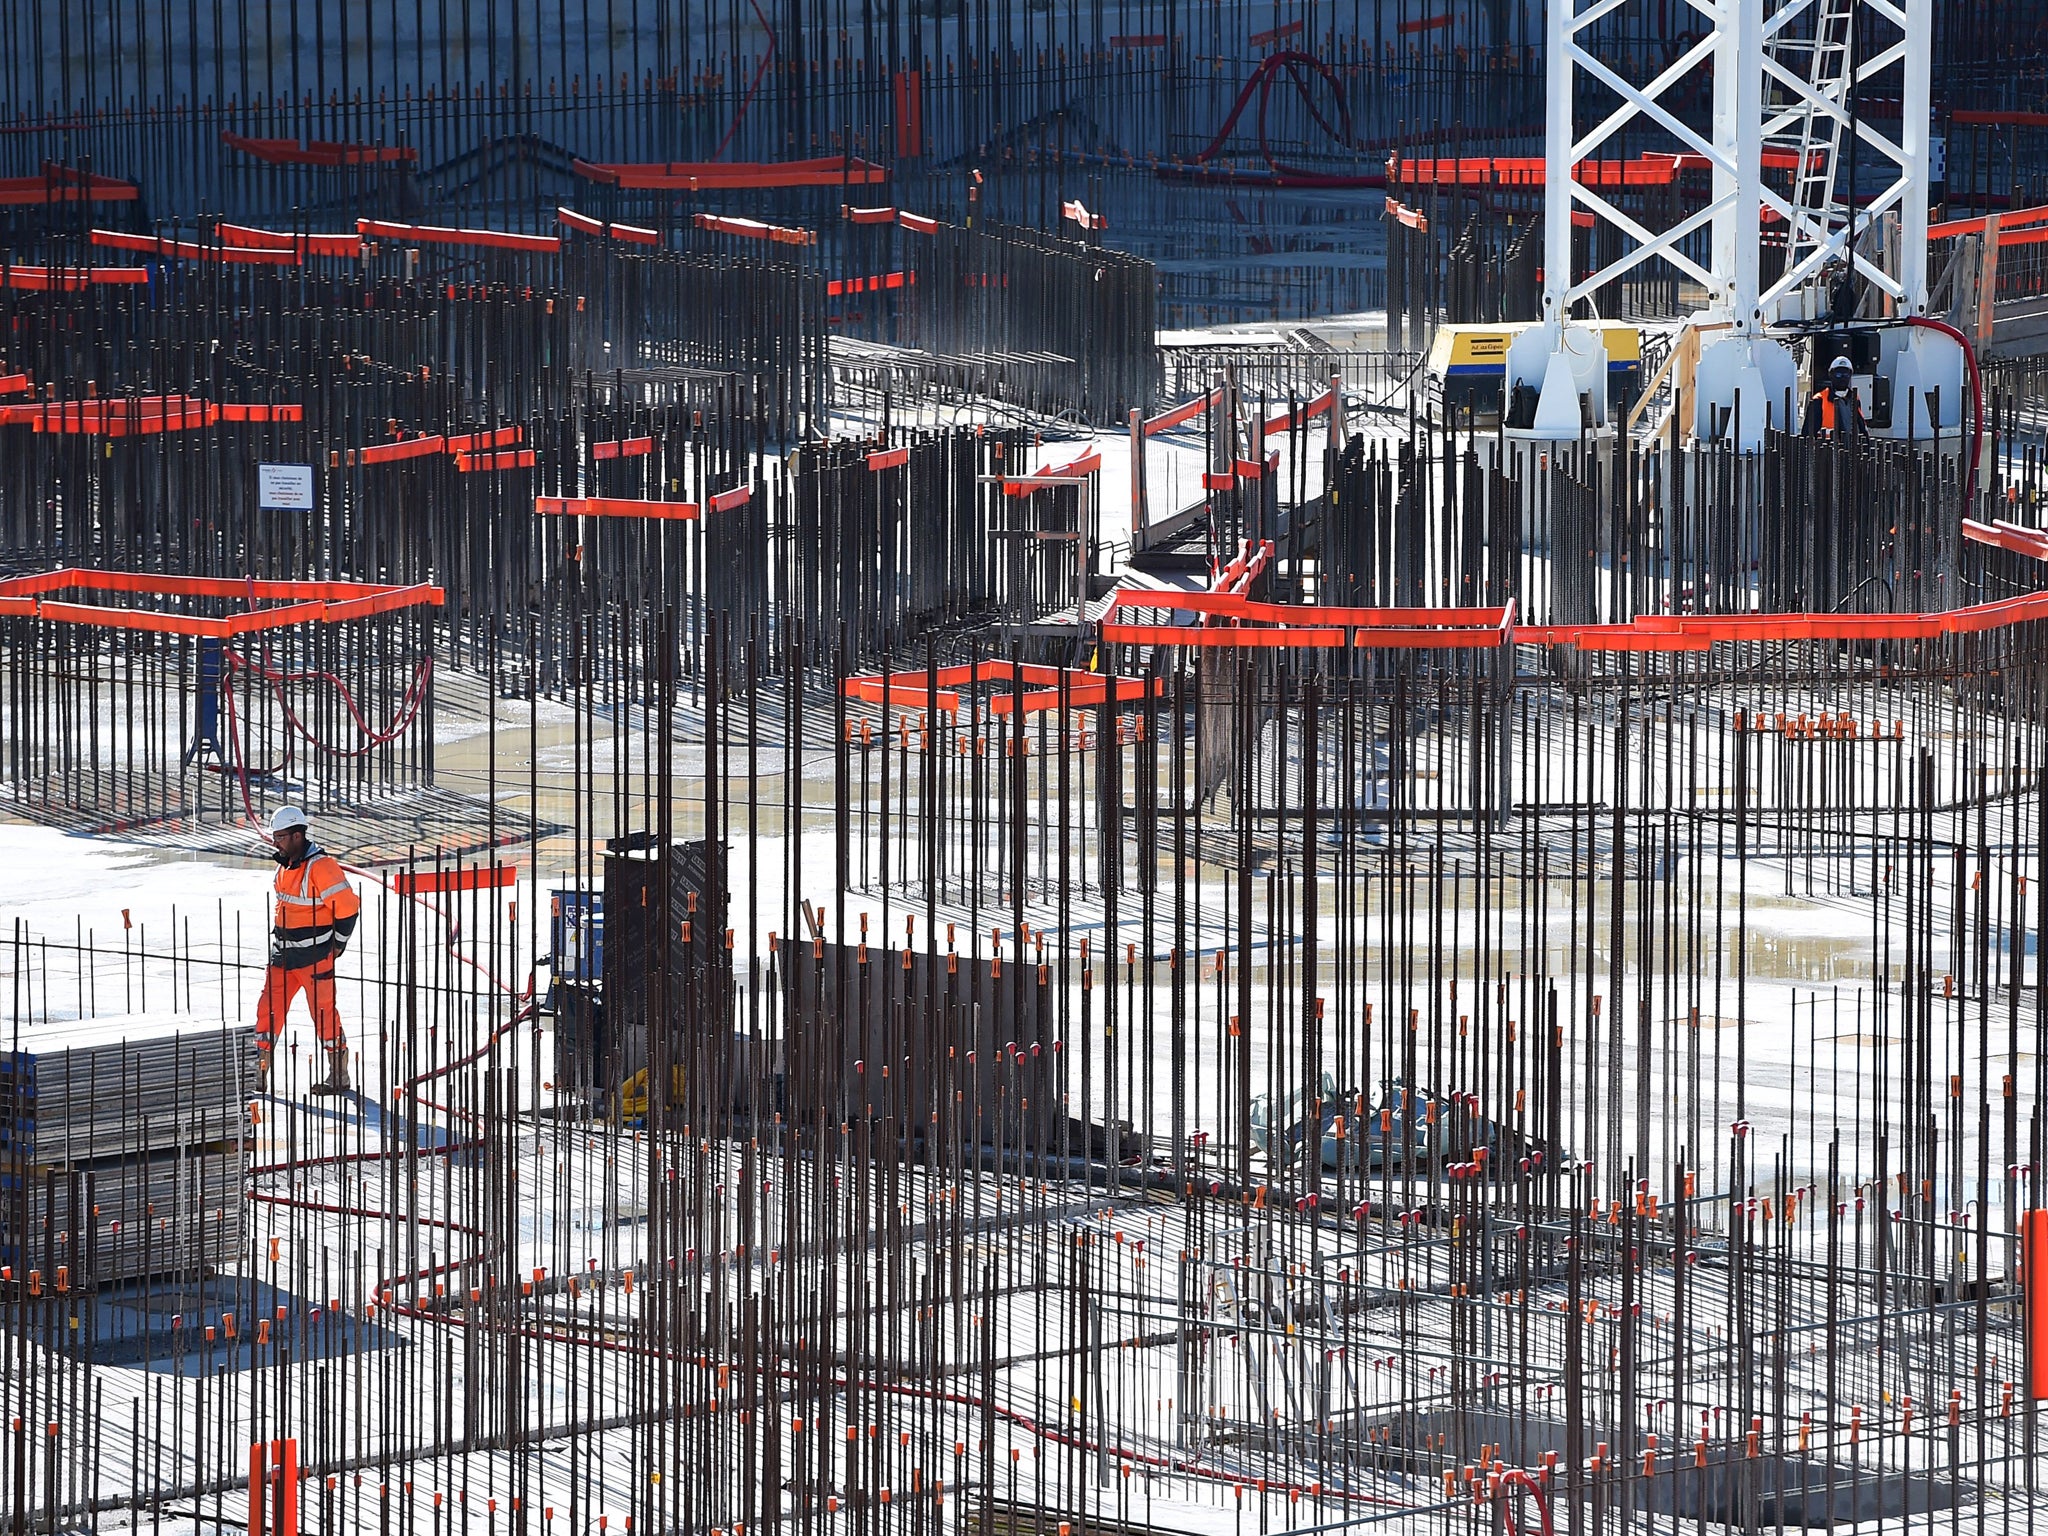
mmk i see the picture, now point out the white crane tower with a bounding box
[1507,0,1964,447]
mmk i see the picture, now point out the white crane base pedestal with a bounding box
[1504,323,1609,441]
[1693,334,1799,450]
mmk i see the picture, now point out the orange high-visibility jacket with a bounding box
[271,845,361,968]
[1806,387,1865,435]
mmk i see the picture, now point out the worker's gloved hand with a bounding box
[332,940,349,961]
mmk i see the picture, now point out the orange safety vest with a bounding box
[1811,388,1861,433]
[271,847,361,967]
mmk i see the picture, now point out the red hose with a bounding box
[218,663,282,821]
[213,649,431,825]
[712,0,778,161]
[1905,314,1984,515]
[1186,51,1384,188]
[1496,1468,1556,1536]
[226,648,433,756]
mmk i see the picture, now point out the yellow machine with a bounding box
[1430,321,1642,422]
[617,1065,686,1124]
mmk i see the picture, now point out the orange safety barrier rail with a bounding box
[1386,196,1429,232]
[1953,110,2048,128]
[356,218,560,254]
[1144,386,1226,437]
[445,425,525,454]
[1,263,149,290]
[1207,451,1278,488]
[1929,204,2048,250]
[0,163,138,206]
[591,435,655,461]
[223,132,417,166]
[826,270,913,298]
[535,495,700,521]
[837,204,940,234]
[0,394,301,435]
[866,446,910,472]
[1100,583,2048,651]
[217,222,362,258]
[454,448,536,473]
[555,206,661,245]
[392,865,520,896]
[1957,227,2048,251]
[1964,518,2048,560]
[1930,205,2048,240]
[1103,623,1348,648]
[1213,539,1273,596]
[91,228,301,264]
[350,435,446,466]
[0,569,442,639]
[1005,449,1102,495]
[218,403,302,423]
[1388,151,1710,188]
[575,156,887,189]
[1116,593,1510,628]
[692,212,816,247]
[1262,386,1339,437]
[843,662,1164,716]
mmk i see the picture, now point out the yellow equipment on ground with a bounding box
[1429,320,1642,423]
[617,1065,685,1123]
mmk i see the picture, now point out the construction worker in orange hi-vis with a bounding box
[255,806,361,1095]
[1804,355,1867,437]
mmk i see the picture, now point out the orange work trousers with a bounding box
[256,963,346,1051]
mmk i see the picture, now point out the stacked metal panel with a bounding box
[1,1022,251,1286]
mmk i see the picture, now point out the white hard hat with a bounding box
[1829,355,1853,373]
[270,805,309,835]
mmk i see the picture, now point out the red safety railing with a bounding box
[1,263,149,290]
[222,131,417,166]
[556,206,660,245]
[0,569,443,639]
[1383,150,1819,188]
[1101,558,2048,651]
[1004,450,1102,495]
[535,495,700,521]
[357,218,560,254]
[843,662,1164,717]
[0,163,137,205]
[574,156,887,189]
[0,395,302,435]
[692,212,817,247]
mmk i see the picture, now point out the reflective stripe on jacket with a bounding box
[272,845,361,967]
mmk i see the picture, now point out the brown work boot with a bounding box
[308,1046,352,1096]
[254,1047,274,1096]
